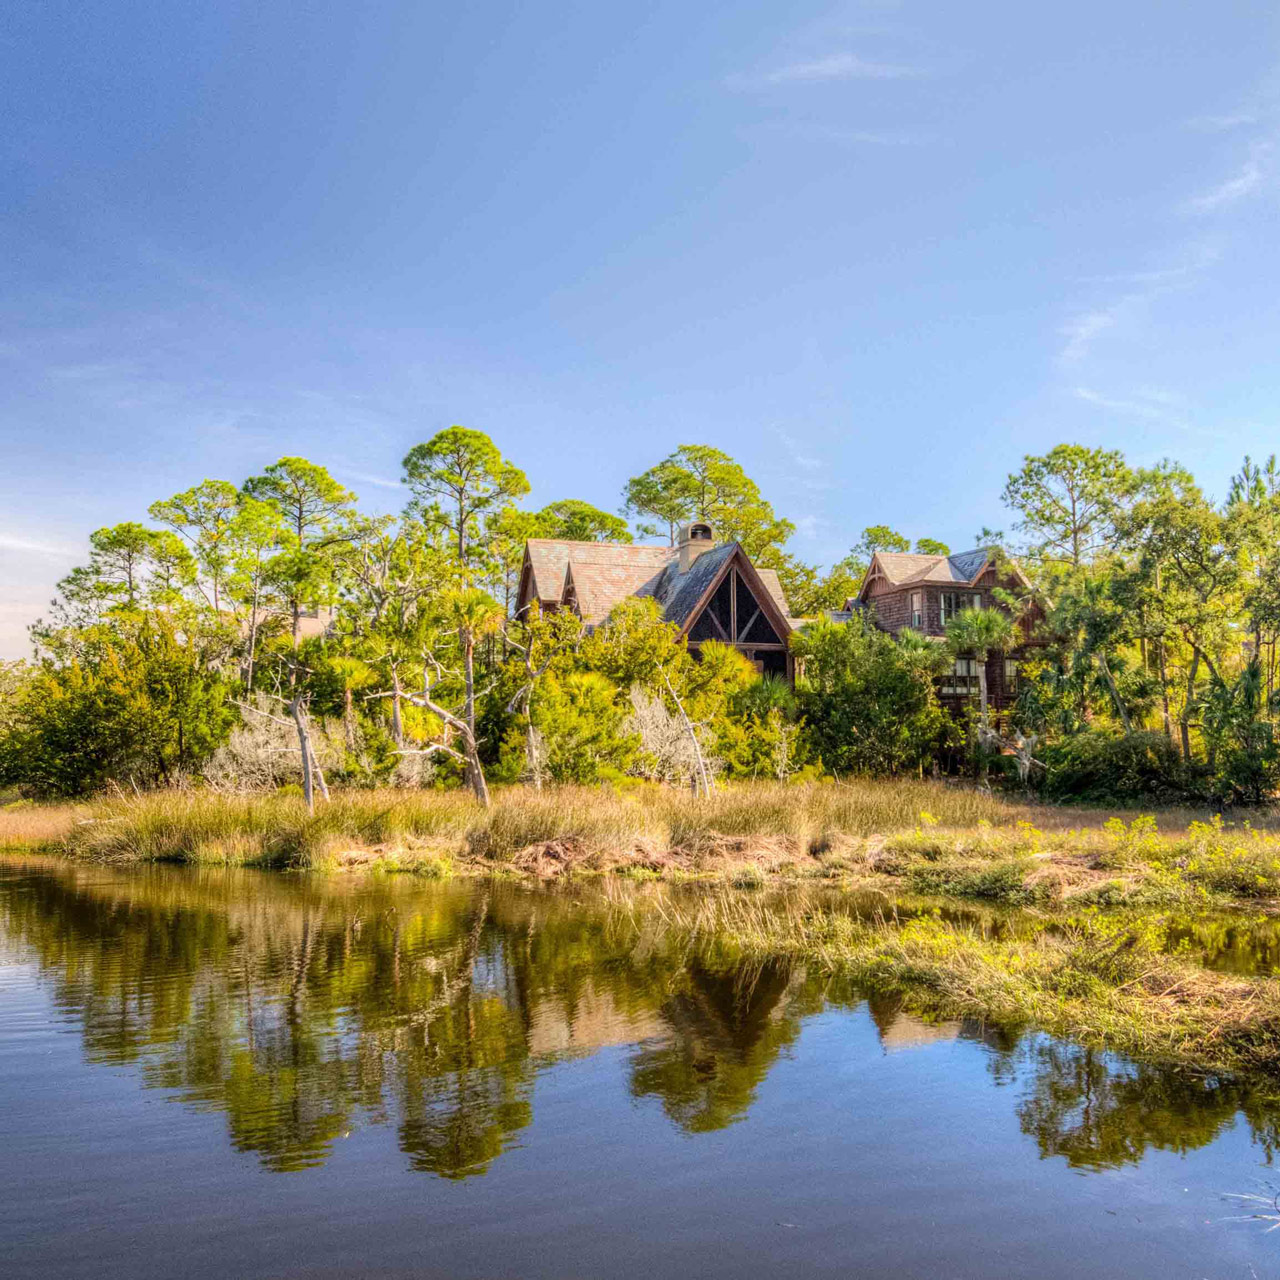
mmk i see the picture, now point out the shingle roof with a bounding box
[754,568,791,622]
[870,548,994,587]
[522,539,674,610]
[640,542,738,628]
[524,536,794,637]
[565,556,672,624]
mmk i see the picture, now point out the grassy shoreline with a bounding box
[659,890,1280,1081]
[5,783,1280,911]
[8,780,1280,1083]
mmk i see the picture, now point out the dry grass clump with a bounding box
[0,802,81,848]
[17,779,1035,872]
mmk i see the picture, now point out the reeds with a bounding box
[2,780,1028,870]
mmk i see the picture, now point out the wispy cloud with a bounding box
[1059,304,1126,364]
[1077,243,1221,286]
[1183,148,1268,214]
[1188,111,1259,132]
[1073,385,1188,427]
[0,533,79,557]
[733,52,923,88]
[345,471,405,491]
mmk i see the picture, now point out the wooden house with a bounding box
[851,548,1037,713]
[516,522,796,679]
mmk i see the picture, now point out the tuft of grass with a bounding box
[907,858,1039,903]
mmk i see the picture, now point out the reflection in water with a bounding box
[2,859,1279,1179]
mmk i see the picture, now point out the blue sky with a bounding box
[2,1,1279,655]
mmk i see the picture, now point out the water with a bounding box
[2,857,1279,1278]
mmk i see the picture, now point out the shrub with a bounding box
[1038,730,1190,804]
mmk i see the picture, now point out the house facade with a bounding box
[851,548,1036,713]
[516,523,795,679]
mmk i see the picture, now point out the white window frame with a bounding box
[910,591,923,629]
[940,657,980,696]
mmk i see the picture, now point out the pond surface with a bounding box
[2,857,1279,1279]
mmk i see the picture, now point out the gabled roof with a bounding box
[858,547,1030,600]
[520,539,674,612]
[527,535,794,640]
[639,542,738,628]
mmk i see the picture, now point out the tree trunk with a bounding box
[290,696,328,813]
[1097,652,1132,733]
[526,718,543,791]
[462,633,480,799]
[293,699,314,813]
[1180,648,1201,763]
[343,687,357,751]
[1158,637,1173,743]
[390,667,404,747]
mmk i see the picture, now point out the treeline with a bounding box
[0,429,930,803]
[2,431,1279,805]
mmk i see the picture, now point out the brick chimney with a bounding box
[677,521,716,574]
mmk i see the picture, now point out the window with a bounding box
[941,592,983,625]
[1004,659,1019,693]
[910,591,923,629]
[940,658,980,696]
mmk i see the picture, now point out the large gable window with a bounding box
[687,564,783,651]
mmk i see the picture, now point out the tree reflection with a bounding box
[4,860,1280,1178]
[1010,1039,1259,1170]
[628,957,823,1132]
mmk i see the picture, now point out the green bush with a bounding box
[1038,730,1191,804]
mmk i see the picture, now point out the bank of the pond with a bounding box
[7,832,1280,1089]
[6,785,1280,913]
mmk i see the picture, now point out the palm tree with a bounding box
[945,607,1016,729]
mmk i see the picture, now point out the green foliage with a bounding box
[580,597,690,692]
[622,444,795,558]
[0,615,235,797]
[1002,443,1133,568]
[1038,731,1191,804]
[537,499,631,543]
[528,671,637,783]
[792,615,947,775]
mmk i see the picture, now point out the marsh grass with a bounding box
[649,890,1280,1078]
[0,801,81,847]
[3,780,1029,871]
[6,784,1280,913]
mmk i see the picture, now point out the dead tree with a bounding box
[662,670,713,798]
[233,693,331,813]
